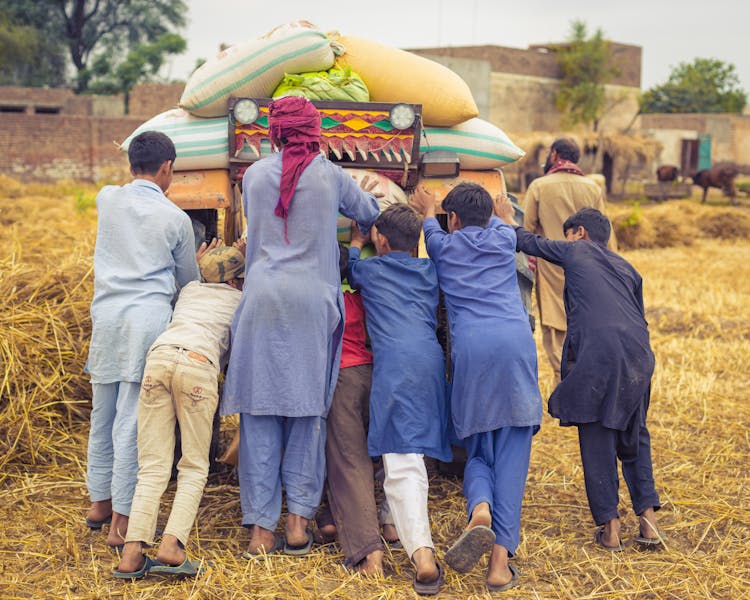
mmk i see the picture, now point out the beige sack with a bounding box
[333,35,478,127]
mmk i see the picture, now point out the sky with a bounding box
[168,0,750,94]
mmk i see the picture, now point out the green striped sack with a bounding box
[420,117,525,169]
[180,24,335,117]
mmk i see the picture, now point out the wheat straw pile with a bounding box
[1,177,748,599]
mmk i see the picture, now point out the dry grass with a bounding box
[1,180,749,599]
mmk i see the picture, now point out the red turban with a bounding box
[268,96,321,243]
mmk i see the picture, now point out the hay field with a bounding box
[1,177,749,599]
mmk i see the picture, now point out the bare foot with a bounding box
[639,508,660,540]
[247,524,276,555]
[317,523,337,543]
[486,544,513,588]
[412,547,439,583]
[382,523,399,544]
[468,501,492,529]
[285,513,309,547]
[156,534,187,566]
[599,517,622,548]
[107,512,129,547]
[357,549,384,576]
[87,499,112,523]
[117,541,145,573]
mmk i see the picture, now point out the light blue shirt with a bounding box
[87,179,199,383]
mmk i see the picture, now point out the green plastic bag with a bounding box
[272,66,369,102]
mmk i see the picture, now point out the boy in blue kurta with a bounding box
[411,183,542,593]
[348,204,451,596]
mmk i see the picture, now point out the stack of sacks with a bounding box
[120,22,524,175]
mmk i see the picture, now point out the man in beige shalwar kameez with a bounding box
[523,138,616,383]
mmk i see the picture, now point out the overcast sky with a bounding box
[168,0,750,94]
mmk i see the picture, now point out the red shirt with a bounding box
[340,290,373,368]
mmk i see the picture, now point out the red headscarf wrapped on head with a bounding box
[268,96,322,242]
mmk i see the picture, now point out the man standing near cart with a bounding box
[222,96,381,557]
[523,138,615,383]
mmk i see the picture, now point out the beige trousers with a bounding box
[542,325,566,385]
[125,345,218,546]
[382,453,434,560]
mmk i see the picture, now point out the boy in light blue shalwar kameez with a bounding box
[86,131,202,548]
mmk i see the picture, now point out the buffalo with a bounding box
[692,162,740,205]
[656,165,679,182]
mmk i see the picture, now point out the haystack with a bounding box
[1,177,749,598]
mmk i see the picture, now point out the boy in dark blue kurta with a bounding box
[411,183,542,592]
[496,202,663,552]
[348,204,451,596]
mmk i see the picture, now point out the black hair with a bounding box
[374,204,422,252]
[563,208,611,245]
[441,182,493,228]
[128,131,177,175]
[551,137,581,163]
[338,241,349,281]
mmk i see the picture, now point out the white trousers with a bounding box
[382,453,434,560]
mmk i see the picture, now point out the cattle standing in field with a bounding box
[656,165,679,183]
[692,162,740,205]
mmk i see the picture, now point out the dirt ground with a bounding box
[1,180,749,599]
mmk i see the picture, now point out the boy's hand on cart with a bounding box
[350,222,371,248]
[409,185,436,218]
[494,193,516,225]
[359,175,384,198]
[196,237,221,262]
[232,237,247,257]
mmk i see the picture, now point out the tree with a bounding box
[640,58,747,114]
[0,15,67,86]
[89,33,187,112]
[553,21,621,131]
[0,0,187,92]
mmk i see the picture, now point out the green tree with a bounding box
[554,20,621,131]
[0,16,67,86]
[89,33,187,112]
[641,58,747,114]
[0,0,187,92]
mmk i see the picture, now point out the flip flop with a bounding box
[283,530,314,556]
[150,557,209,577]
[594,527,624,552]
[444,525,496,573]
[413,562,444,596]
[241,535,284,559]
[634,532,666,547]
[112,555,157,580]
[487,563,519,593]
[86,515,112,530]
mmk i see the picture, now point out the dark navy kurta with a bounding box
[347,248,452,462]
[423,216,542,440]
[514,227,655,430]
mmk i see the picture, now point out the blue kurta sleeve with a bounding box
[336,169,380,232]
[173,218,200,288]
[514,226,569,266]
[347,245,365,289]
[423,217,448,260]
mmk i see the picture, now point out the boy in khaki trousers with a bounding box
[114,246,244,579]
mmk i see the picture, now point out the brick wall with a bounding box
[128,82,184,117]
[0,113,142,182]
